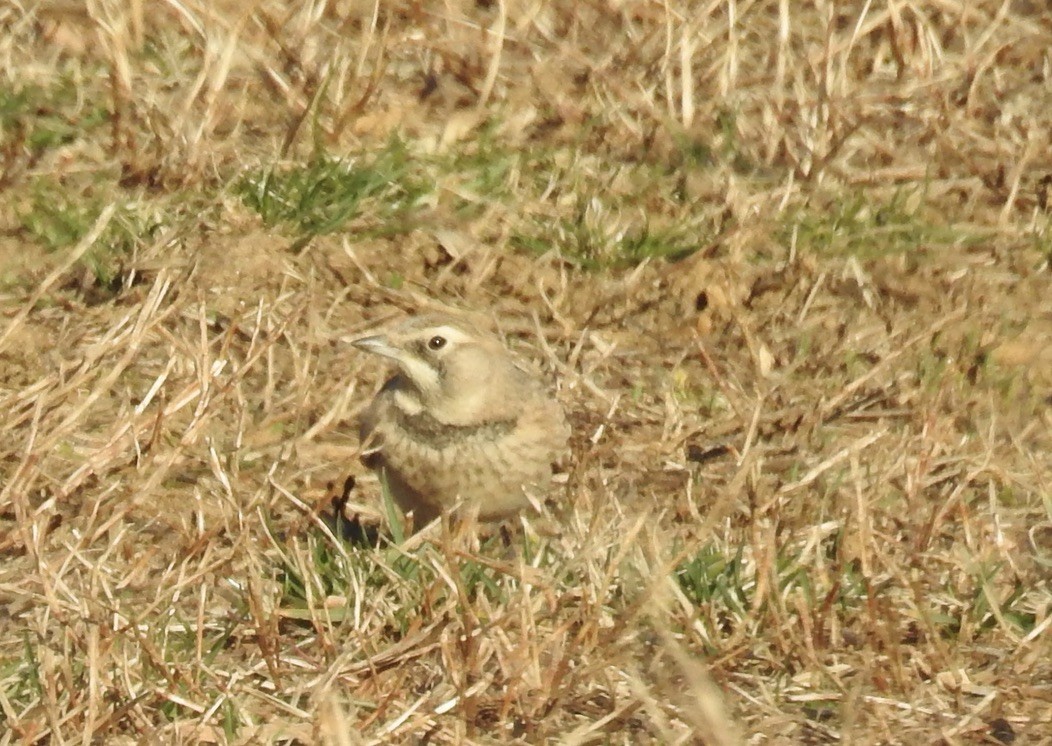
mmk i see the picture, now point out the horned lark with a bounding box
[352,313,570,530]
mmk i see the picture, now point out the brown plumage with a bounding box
[353,313,569,529]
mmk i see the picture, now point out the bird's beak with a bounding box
[351,334,402,360]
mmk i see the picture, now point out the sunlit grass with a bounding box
[1,0,1049,742]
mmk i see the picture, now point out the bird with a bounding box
[351,312,570,530]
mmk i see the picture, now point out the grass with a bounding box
[238,141,433,241]
[513,204,705,269]
[781,188,986,259]
[0,76,109,186]
[1,0,1051,743]
[16,180,145,292]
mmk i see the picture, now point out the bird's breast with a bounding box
[389,407,519,450]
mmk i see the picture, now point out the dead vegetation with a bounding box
[1,0,1050,743]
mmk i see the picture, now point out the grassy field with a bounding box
[1,1,1050,743]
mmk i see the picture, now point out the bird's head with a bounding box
[352,314,527,424]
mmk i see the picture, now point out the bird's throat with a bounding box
[392,389,425,415]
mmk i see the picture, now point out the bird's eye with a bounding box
[427,335,447,351]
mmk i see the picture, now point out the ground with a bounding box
[1,1,1050,744]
